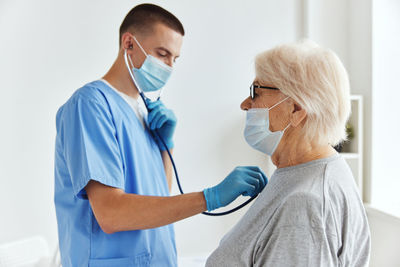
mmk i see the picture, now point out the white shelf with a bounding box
[339,95,363,197]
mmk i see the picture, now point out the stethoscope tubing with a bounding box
[125,49,257,216]
[140,92,257,216]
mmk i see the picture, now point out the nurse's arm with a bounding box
[85,180,207,234]
[161,149,173,192]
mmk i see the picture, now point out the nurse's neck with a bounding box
[102,51,140,100]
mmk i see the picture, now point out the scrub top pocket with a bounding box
[88,252,151,267]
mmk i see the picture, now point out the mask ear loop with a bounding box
[133,34,172,72]
[268,96,290,110]
[130,35,163,101]
[123,49,151,107]
[281,97,292,133]
[282,122,291,132]
[132,36,148,56]
[268,96,292,132]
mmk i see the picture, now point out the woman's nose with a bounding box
[240,97,252,110]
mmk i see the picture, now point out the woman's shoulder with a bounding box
[323,154,363,212]
[271,190,325,229]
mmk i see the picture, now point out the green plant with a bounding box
[346,123,355,140]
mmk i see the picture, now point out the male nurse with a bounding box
[54,4,267,267]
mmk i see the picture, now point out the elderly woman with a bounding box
[206,41,370,267]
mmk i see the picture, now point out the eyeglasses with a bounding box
[249,84,279,99]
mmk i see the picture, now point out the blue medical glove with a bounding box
[146,99,177,150]
[203,166,268,211]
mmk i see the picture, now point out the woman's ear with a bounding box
[290,102,307,127]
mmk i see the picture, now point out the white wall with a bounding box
[0,0,299,257]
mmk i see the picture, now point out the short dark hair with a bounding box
[119,4,185,46]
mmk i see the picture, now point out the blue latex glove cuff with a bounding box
[160,140,174,151]
[153,131,174,151]
[203,187,221,211]
[162,134,174,150]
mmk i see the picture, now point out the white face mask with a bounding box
[244,97,290,156]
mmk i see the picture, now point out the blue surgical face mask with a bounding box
[244,97,291,156]
[126,36,172,93]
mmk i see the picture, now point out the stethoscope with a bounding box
[124,49,257,216]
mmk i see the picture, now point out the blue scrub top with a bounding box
[54,80,177,267]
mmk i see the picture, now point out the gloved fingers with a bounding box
[242,175,262,194]
[147,99,164,110]
[239,182,256,197]
[229,167,257,189]
[153,111,176,128]
[148,104,162,113]
[240,166,268,187]
[155,114,168,130]
[145,99,161,112]
[149,112,161,130]
[149,107,171,124]
[150,111,165,130]
[144,98,152,106]
[148,109,163,128]
[233,167,263,191]
[241,169,266,189]
[260,172,268,187]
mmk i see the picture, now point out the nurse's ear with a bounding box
[121,32,134,51]
[289,100,307,127]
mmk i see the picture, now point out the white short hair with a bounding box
[255,40,351,146]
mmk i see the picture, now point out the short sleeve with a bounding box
[61,96,124,199]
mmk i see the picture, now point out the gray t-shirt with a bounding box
[206,154,370,267]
